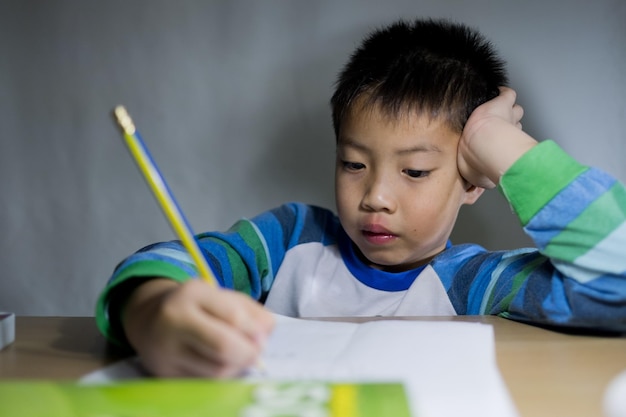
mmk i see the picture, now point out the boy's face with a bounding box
[335,103,482,272]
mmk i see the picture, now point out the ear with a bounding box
[462,184,485,205]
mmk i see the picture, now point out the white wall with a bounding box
[1,0,624,316]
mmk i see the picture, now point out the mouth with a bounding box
[361,225,397,245]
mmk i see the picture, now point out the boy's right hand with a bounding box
[457,87,536,189]
[121,278,275,378]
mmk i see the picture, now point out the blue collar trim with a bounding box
[338,229,447,292]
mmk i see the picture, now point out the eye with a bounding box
[404,169,430,179]
[341,161,366,172]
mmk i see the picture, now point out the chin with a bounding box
[361,247,431,272]
[361,251,409,270]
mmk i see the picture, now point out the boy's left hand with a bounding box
[457,87,537,189]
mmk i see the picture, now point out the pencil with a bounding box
[112,106,218,287]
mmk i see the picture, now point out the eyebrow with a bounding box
[338,139,442,155]
[396,144,442,155]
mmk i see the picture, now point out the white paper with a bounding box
[81,315,518,417]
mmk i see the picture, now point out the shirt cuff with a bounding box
[498,140,588,226]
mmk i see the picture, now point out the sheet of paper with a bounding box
[81,315,519,417]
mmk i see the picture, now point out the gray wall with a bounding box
[1,1,624,316]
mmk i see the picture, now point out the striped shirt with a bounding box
[96,141,626,347]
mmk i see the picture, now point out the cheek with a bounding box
[402,197,458,240]
[334,174,351,212]
[404,181,464,220]
[335,183,355,212]
[335,171,358,199]
[404,200,443,231]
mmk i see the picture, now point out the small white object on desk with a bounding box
[605,369,626,417]
[0,312,15,350]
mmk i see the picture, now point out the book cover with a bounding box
[0,380,411,417]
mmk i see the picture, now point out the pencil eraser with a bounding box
[0,312,15,350]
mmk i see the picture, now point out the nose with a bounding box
[360,173,397,213]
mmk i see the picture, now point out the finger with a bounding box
[178,344,251,378]
[513,104,524,122]
[144,343,245,378]
[178,359,245,378]
[160,282,268,368]
[198,286,275,344]
[496,87,517,107]
[174,280,273,343]
[498,86,517,102]
[182,309,262,368]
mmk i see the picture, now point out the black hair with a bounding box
[330,18,508,136]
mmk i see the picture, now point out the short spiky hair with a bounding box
[331,18,508,136]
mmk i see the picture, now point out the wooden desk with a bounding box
[1,316,625,417]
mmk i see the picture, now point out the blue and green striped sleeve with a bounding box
[95,202,337,347]
[451,140,626,330]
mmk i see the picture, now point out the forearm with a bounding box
[461,120,538,186]
[501,140,625,267]
[495,142,626,329]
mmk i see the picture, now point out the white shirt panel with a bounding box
[264,242,456,317]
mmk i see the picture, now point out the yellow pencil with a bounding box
[113,106,218,287]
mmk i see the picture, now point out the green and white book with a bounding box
[0,379,411,417]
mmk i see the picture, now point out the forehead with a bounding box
[346,92,461,129]
[338,98,460,149]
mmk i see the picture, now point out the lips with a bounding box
[361,224,397,245]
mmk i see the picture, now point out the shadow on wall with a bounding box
[245,27,354,212]
[452,189,534,250]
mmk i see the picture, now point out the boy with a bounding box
[96,18,626,377]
